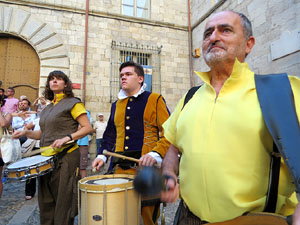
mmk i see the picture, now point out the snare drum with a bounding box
[4,155,54,181]
[78,174,140,225]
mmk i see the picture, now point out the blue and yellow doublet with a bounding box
[99,91,170,160]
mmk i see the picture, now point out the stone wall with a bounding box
[0,0,190,117]
[191,0,300,85]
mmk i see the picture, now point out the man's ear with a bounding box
[245,36,255,55]
[139,76,144,84]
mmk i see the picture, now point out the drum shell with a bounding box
[4,155,54,181]
[78,174,140,225]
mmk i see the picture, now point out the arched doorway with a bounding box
[0,36,40,104]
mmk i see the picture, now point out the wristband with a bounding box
[66,134,73,141]
[162,174,178,184]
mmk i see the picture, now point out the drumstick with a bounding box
[22,146,51,157]
[22,140,75,157]
[103,150,140,163]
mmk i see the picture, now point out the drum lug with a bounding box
[26,168,31,175]
[92,215,102,221]
[36,167,40,173]
[16,172,20,177]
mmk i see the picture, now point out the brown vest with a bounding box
[39,97,80,147]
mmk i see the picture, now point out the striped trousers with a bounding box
[173,200,208,225]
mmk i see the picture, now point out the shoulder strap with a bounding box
[255,73,300,194]
[181,86,201,111]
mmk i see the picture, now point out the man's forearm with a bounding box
[162,144,180,178]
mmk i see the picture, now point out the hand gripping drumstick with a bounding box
[102,150,140,163]
[22,140,75,157]
[92,150,140,173]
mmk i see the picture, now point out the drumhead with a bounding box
[85,178,132,185]
[7,155,52,169]
[79,174,135,192]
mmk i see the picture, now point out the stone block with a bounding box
[7,197,38,225]
[20,15,45,40]
[270,30,300,61]
[40,67,69,78]
[2,6,12,32]
[0,6,4,31]
[40,57,69,68]
[35,34,64,52]
[39,45,69,59]
[30,24,56,45]
[247,0,267,19]
[7,8,30,34]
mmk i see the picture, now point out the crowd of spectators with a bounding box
[0,87,48,199]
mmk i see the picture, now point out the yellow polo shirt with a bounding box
[163,59,300,222]
[41,94,86,156]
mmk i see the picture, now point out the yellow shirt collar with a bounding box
[194,58,253,87]
[53,93,65,105]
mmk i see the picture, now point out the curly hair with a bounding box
[43,71,74,101]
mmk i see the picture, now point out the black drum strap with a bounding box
[263,143,281,212]
[181,86,201,111]
[255,73,300,212]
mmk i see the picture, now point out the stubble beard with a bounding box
[204,50,227,67]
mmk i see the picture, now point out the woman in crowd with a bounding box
[13,71,93,225]
[0,95,12,198]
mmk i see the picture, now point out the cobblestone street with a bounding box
[0,179,38,225]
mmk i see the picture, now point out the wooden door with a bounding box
[0,36,40,104]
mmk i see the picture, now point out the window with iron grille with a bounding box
[122,0,150,19]
[110,40,162,102]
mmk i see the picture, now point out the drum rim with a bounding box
[6,155,53,169]
[4,167,54,181]
[4,156,54,181]
[78,174,135,192]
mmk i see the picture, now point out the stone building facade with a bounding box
[191,0,300,85]
[0,0,190,118]
[1,0,298,125]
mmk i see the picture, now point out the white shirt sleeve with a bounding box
[96,154,107,163]
[12,117,24,130]
[147,152,162,168]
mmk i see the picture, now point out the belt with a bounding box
[54,144,77,160]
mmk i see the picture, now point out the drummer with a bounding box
[92,61,170,225]
[0,95,12,198]
[13,71,93,225]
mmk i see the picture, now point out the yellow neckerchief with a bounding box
[53,93,64,105]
